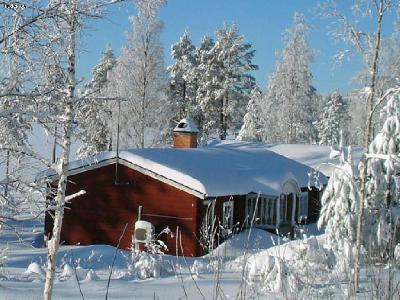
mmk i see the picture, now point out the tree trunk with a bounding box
[354,0,384,292]
[219,96,225,140]
[43,1,76,299]
[140,33,149,148]
[4,150,10,197]
[180,81,186,119]
[52,124,57,164]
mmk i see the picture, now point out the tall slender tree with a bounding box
[194,24,257,141]
[108,0,169,148]
[168,31,197,120]
[76,46,116,158]
[264,13,316,144]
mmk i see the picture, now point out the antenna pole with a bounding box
[115,98,121,184]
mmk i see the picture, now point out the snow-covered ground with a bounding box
[1,217,281,299]
[2,217,397,299]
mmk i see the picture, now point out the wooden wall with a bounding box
[45,163,200,256]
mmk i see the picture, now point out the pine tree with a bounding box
[317,91,349,146]
[264,13,317,144]
[212,24,257,140]
[194,25,257,141]
[168,31,197,120]
[76,47,116,158]
[237,88,263,142]
[193,35,217,141]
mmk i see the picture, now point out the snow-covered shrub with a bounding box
[124,227,173,280]
[318,143,358,255]
[59,264,74,281]
[25,262,45,282]
[191,259,206,277]
[247,236,339,298]
[247,254,288,294]
[83,269,99,282]
[129,251,163,279]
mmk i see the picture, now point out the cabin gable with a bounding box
[45,163,200,256]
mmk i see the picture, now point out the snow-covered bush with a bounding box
[191,259,206,277]
[246,236,340,298]
[59,264,74,281]
[129,251,163,279]
[124,227,173,280]
[247,254,288,294]
[318,143,358,255]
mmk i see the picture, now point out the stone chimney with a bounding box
[173,118,199,148]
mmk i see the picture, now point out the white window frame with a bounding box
[298,191,308,221]
[222,201,234,229]
[280,195,288,223]
[246,194,276,227]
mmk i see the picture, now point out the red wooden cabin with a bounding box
[44,119,326,257]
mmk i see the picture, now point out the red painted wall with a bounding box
[45,162,200,256]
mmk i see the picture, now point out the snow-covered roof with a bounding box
[173,118,199,133]
[262,143,364,178]
[45,141,327,199]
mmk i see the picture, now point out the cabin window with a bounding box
[280,193,295,224]
[297,191,308,222]
[280,195,288,222]
[246,194,276,227]
[222,201,234,229]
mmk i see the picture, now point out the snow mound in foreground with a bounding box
[25,262,45,276]
[209,228,285,258]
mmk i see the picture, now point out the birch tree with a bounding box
[2,1,127,299]
[108,0,169,148]
[318,0,396,289]
[0,13,32,218]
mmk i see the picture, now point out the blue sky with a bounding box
[77,0,398,94]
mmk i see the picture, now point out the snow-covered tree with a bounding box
[0,28,32,214]
[2,1,127,299]
[318,141,359,254]
[168,31,197,120]
[363,88,400,257]
[318,1,397,288]
[76,47,116,158]
[237,88,263,142]
[108,0,169,148]
[192,34,216,141]
[264,13,317,144]
[316,91,349,146]
[212,24,257,140]
[193,25,257,141]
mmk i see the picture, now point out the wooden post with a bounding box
[138,205,142,221]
